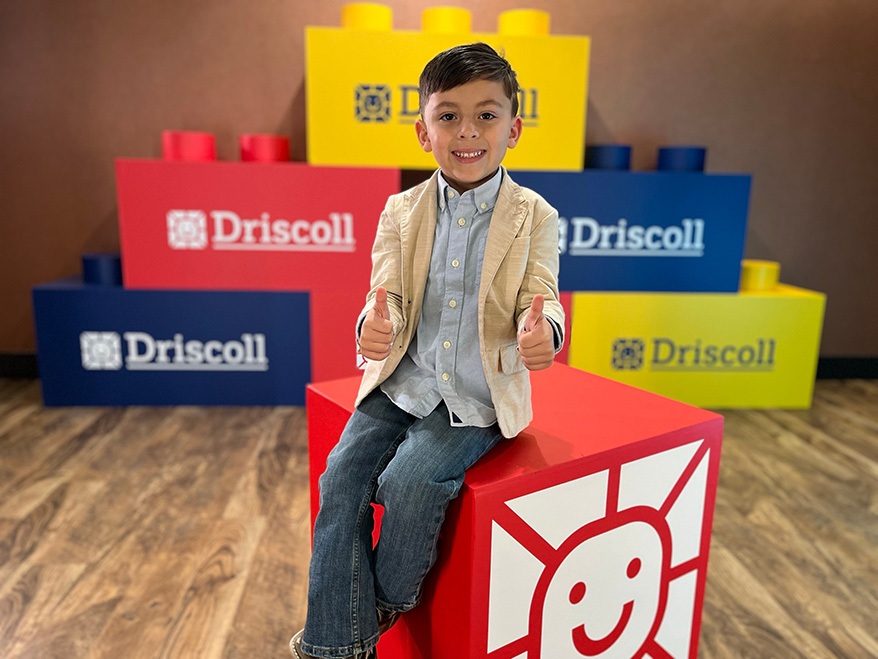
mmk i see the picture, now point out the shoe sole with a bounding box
[289,630,306,658]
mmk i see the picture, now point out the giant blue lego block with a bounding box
[33,279,311,406]
[509,170,751,293]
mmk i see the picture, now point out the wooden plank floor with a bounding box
[0,377,875,658]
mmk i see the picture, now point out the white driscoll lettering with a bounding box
[211,211,243,243]
[203,210,356,252]
[122,332,269,371]
[124,332,156,364]
[561,217,705,257]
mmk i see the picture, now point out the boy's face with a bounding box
[415,79,522,193]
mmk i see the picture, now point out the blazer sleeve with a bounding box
[515,201,565,351]
[358,196,406,338]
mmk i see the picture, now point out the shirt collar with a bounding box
[437,167,504,213]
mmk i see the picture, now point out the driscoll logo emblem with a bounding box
[81,332,123,370]
[612,339,644,370]
[355,84,391,123]
[167,210,208,249]
[166,210,355,253]
[79,332,269,372]
[560,218,705,257]
[611,337,777,372]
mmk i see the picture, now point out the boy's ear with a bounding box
[415,119,433,153]
[507,116,523,149]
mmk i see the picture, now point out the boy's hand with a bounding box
[518,294,555,371]
[358,286,394,360]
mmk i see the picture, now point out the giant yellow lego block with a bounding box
[568,285,826,408]
[306,6,590,170]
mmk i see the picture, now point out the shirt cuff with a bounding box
[546,316,564,353]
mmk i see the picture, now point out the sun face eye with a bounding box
[569,581,587,604]
[627,557,642,579]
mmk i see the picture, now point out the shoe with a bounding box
[377,609,400,635]
[289,630,316,659]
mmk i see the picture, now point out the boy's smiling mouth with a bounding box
[453,149,485,160]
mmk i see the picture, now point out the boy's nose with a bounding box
[458,121,479,138]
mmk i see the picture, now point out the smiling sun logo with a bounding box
[486,439,713,658]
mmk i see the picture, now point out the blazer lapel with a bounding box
[405,173,439,331]
[479,173,527,300]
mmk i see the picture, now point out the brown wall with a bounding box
[2,0,876,356]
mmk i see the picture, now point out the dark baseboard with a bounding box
[0,353,38,378]
[2,353,876,381]
[815,357,878,379]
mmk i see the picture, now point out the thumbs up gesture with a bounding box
[358,286,394,360]
[518,294,554,371]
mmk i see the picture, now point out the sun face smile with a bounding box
[572,601,635,656]
[566,557,642,656]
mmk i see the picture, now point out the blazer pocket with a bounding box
[499,342,526,374]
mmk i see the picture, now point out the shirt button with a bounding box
[448,190,455,199]
[442,372,450,381]
[448,299,457,308]
[451,258,460,268]
[457,218,466,227]
[480,202,487,210]
[443,340,451,349]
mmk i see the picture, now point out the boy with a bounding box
[291,42,563,659]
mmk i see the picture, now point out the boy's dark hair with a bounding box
[419,42,520,116]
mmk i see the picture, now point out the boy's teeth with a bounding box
[456,151,483,159]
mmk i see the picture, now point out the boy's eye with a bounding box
[479,112,497,120]
[439,113,456,121]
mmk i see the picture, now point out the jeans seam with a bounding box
[349,426,409,647]
[411,482,460,607]
[376,596,418,615]
[404,429,501,608]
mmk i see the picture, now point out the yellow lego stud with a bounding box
[421,6,472,34]
[341,3,393,30]
[498,9,550,35]
[740,259,781,291]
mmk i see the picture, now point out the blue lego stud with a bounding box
[82,253,123,286]
[657,146,707,172]
[584,144,632,170]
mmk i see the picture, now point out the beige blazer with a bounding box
[356,169,564,438]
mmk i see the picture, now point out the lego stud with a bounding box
[421,7,472,33]
[498,9,550,36]
[341,3,393,30]
[240,134,290,162]
[740,259,780,292]
[82,253,123,286]
[161,130,217,162]
[585,145,632,171]
[656,146,706,172]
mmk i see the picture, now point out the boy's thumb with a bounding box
[374,286,389,319]
[524,295,545,332]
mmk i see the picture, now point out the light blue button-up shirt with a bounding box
[380,169,503,428]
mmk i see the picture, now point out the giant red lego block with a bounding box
[306,364,722,658]
[115,159,400,382]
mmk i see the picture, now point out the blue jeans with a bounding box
[302,389,503,658]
